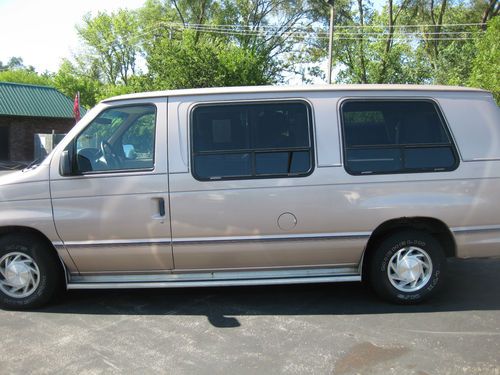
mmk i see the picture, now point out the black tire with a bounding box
[368,230,446,304]
[0,233,62,310]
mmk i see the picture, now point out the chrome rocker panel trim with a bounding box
[67,267,361,290]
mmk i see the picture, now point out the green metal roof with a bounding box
[0,82,86,119]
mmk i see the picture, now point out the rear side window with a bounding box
[341,100,458,175]
[191,102,314,180]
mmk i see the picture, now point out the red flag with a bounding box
[73,92,81,122]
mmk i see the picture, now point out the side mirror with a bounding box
[59,150,72,176]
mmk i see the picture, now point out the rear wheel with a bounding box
[368,230,446,304]
[0,234,61,310]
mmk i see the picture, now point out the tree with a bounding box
[0,56,35,72]
[0,69,53,86]
[139,0,314,87]
[480,0,499,27]
[214,0,314,76]
[6,0,494,104]
[403,0,499,86]
[0,56,52,86]
[305,0,499,88]
[76,10,140,85]
[308,0,431,84]
[469,16,500,102]
[53,60,101,107]
[145,29,274,89]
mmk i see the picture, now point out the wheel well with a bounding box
[362,217,456,277]
[0,226,66,278]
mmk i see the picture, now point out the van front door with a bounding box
[50,102,173,274]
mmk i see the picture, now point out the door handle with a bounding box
[158,198,166,217]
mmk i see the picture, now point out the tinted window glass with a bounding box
[192,102,313,180]
[252,103,310,149]
[194,153,251,179]
[343,101,451,147]
[75,105,156,173]
[341,101,457,175]
[193,107,249,152]
[290,151,312,174]
[346,148,402,174]
[404,147,456,170]
[255,152,290,175]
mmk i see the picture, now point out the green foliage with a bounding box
[411,3,485,86]
[307,0,498,94]
[94,83,139,103]
[4,1,498,109]
[123,113,156,153]
[53,60,146,107]
[145,30,275,90]
[138,0,305,88]
[432,40,476,86]
[76,9,140,85]
[307,0,435,84]
[0,69,53,86]
[469,17,500,103]
[53,60,101,107]
[0,57,35,72]
[0,56,52,86]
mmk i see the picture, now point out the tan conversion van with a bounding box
[1,85,499,309]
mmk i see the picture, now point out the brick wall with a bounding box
[0,116,75,162]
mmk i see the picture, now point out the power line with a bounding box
[154,22,482,41]
[162,21,487,30]
[180,26,479,36]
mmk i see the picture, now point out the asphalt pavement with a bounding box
[0,258,499,374]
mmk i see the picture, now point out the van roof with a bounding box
[102,84,490,103]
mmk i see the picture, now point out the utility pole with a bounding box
[325,0,335,84]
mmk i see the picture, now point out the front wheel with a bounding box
[368,230,446,304]
[0,234,61,310]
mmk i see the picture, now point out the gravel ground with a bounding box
[0,258,499,375]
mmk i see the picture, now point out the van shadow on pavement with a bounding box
[37,258,500,328]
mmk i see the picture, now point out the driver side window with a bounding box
[74,104,156,173]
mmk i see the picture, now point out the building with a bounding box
[0,82,84,163]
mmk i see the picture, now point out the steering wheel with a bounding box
[100,140,121,169]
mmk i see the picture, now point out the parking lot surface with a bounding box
[0,258,499,375]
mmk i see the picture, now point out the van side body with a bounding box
[0,85,499,307]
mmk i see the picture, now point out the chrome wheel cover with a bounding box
[0,252,40,298]
[387,246,433,292]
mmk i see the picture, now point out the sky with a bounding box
[0,0,146,73]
